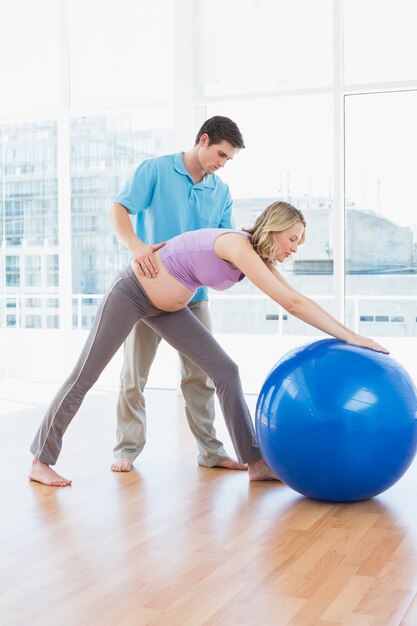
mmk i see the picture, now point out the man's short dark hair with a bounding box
[195,116,245,149]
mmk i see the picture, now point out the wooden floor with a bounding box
[2,385,417,626]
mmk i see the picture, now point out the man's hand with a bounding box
[133,242,166,278]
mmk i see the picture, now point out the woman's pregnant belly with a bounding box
[130,253,195,312]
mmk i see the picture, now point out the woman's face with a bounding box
[274,221,305,263]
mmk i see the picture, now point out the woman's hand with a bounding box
[345,335,390,354]
[133,242,166,278]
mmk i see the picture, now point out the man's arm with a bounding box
[218,191,235,229]
[109,202,163,278]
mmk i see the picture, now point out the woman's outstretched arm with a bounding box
[216,234,389,353]
[267,262,360,339]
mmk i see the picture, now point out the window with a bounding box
[2,1,417,392]
[68,0,174,108]
[47,315,59,329]
[0,0,62,115]
[46,255,59,287]
[1,122,58,247]
[24,315,42,329]
[25,256,42,287]
[70,111,174,298]
[196,0,332,97]
[5,256,20,287]
[26,298,42,308]
[6,315,16,327]
[206,96,334,334]
[344,0,417,84]
[345,91,417,337]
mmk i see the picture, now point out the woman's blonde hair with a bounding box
[243,201,306,263]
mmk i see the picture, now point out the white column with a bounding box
[173,0,203,150]
[57,0,72,368]
[332,0,346,323]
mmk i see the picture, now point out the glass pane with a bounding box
[69,108,174,324]
[0,121,59,328]
[345,91,417,338]
[1,122,58,247]
[0,0,63,115]
[196,0,333,97]
[206,96,334,334]
[69,0,174,108]
[344,0,417,84]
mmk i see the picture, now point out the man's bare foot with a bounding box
[214,458,248,471]
[29,458,72,487]
[111,457,133,472]
[248,459,282,482]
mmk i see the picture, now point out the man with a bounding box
[109,116,246,472]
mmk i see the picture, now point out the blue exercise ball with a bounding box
[255,339,417,502]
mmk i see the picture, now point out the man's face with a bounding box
[197,134,239,174]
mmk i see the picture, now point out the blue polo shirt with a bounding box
[115,152,234,301]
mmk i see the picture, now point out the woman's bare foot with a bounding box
[111,457,133,472]
[29,458,72,487]
[248,459,282,482]
[214,458,248,470]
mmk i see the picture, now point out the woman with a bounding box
[29,201,389,486]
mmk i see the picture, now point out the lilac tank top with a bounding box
[158,229,250,291]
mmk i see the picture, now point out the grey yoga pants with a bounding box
[30,265,262,466]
